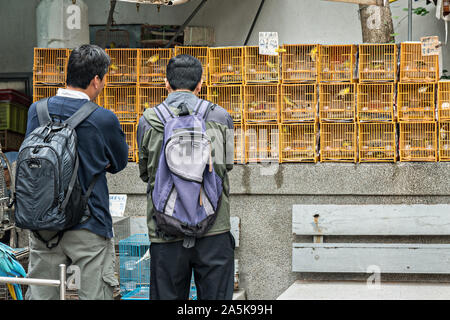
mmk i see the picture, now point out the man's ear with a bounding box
[165,78,173,93]
[194,79,203,95]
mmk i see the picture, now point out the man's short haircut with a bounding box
[166,54,203,91]
[66,44,111,89]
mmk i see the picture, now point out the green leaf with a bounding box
[390,33,400,37]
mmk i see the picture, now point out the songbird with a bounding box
[283,95,297,108]
[266,61,277,69]
[110,63,118,71]
[145,54,159,65]
[337,87,351,98]
[0,242,26,300]
[310,46,318,62]
[275,48,286,53]
[418,86,429,93]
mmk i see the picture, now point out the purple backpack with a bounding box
[151,99,223,248]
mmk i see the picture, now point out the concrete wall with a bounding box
[108,162,450,300]
[0,0,448,75]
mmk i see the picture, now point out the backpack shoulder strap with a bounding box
[195,99,214,120]
[153,101,175,125]
[36,98,51,126]
[65,101,98,129]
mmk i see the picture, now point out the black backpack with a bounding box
[14,98,100,249]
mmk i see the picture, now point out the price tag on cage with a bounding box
[259,32,279,55]
[420,36,440,56]
[109,194,127,217]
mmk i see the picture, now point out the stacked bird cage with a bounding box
[399,121,437,161]
[244,123,280,163]
[400,42,439,83]
[359,44,397,82]
[105,49,139,85]
[243,46,280,84]
[438,81,450,160]
[139,48,172,85]
[318,45,357,83]
[280,44,319,83]
[33,48,69,86]
[320,122,357,162]
[208,47,244,85]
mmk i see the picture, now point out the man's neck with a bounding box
[66,86,94,101]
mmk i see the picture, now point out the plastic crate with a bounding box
[318,45,357,82]
[0,89,31,107]
[243,84,279,123]
[397,82,435,122]
[32,86,62,103]
[105,49,139,84]
[139,48,172,84]
[0,130,24,152]
[234,122,245,164]
[138,86,168,118]
[357,83,395,122]
[104,86,138,122]
[319,83,356,121]
[120,122,138,162]
[280,123,318,163]
[244,123,279,163]
[280,83,317,122]
[174,46,208,84]
[280,44,318,83]
[439,121,450,161]
[400,42,439,83]
[399,121,437,161]
[243,46,280,84]
[438,81,450,121]
[119,234,151,295]
[320,122,357,162]
[207,85,243,123]
[0,102,28,134]
[358,44,397,82]
[33,48,69,85]
[358,122,397,162]
[208,47,244,84]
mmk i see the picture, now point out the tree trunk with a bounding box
[359,3,395,43]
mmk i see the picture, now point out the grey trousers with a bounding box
[25,229,118,300]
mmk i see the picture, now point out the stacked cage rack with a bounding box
[105,49,139,85]
[280,44,319,83]
[358,44,397,83]
[33,48,69,86]
[280,83,317,123]
[138,86,168,119]
[320,122,357,162]
[244,123,280,163]
[243,84,279,123]
[208,47,244,85]
[399,121,437,161]
[318,45,357,83]
[358,122,397,162]
[400,42,439,83]
[319,83,356,122]
[397,82,435,122]
[139,48,173,85]
[243,46,280,84]
[438,81,450,121]
[357,83,395,122]
[280,122,318,163]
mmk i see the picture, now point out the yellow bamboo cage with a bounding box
[32,86,63,103]
[244,123,279,162]
[33,48,69,85]
[207,85,243,123]
[175,46,209,84]
[138,48,173,85]
[399,121,437,161]
[438,81,450,121]
[280,83,317,122]
[358,122,397,162]
[243,84,279,123]
[243,46,280,84]
[318,45,357,82]
[319,83,356,121]
[280,123,318,163]
[234,122,245,163]
[104,86,138,122]
[357,83,395,122]
[105,49,139,84]
[138,86,168,118]
[439,121,450,161]
[208,47,244,84]
[358,44,397,82]
[320,122,357,162]
[280,44,318,83]
[198,84,208,101]
[400,42,439,83]
[120,122,138,162]
[397,82,436,121]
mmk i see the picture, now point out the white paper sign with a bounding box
[259,32,279,56]
[109,194,127,217]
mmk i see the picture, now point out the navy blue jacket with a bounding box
[25,95,129,239]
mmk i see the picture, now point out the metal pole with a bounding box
[0,276,60,287]
[408,0,412,41]
[244,0,266,46]
[59,264,66,300]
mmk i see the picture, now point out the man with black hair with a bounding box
[137,54,235,300]
[24,44,129,300]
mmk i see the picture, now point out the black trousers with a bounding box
[150,231,235,300]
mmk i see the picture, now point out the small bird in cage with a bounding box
[309,47,318,62]
[145,54,159,65]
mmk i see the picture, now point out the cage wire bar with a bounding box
[120,122,138,162]
[280,123,318,163]
[281,44,318,83]
[318,45,357,82]
[104,86,138,122]
[320,122,358,162]
[207,85,243,123]
[138,85,168,118]
[399,121,437,161]
[357,83,395,122]
[400,42,439,83]
[397,82,436,121]
[439,121,450,161]
[438,81,450,121]
[139,48,173,84]
[105,49,139,85]
[358,43,397,82]
[234,122,245,163]
[0,264,66,300]
[208,47,244,84]
[243,84,279,123]
[33,48,69,86]
[175,46,209,84]
[319,83,356,121]
[280,83,317,122]
[243,46,280,84]
[358,122,397,162]
[32,86,63,103]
